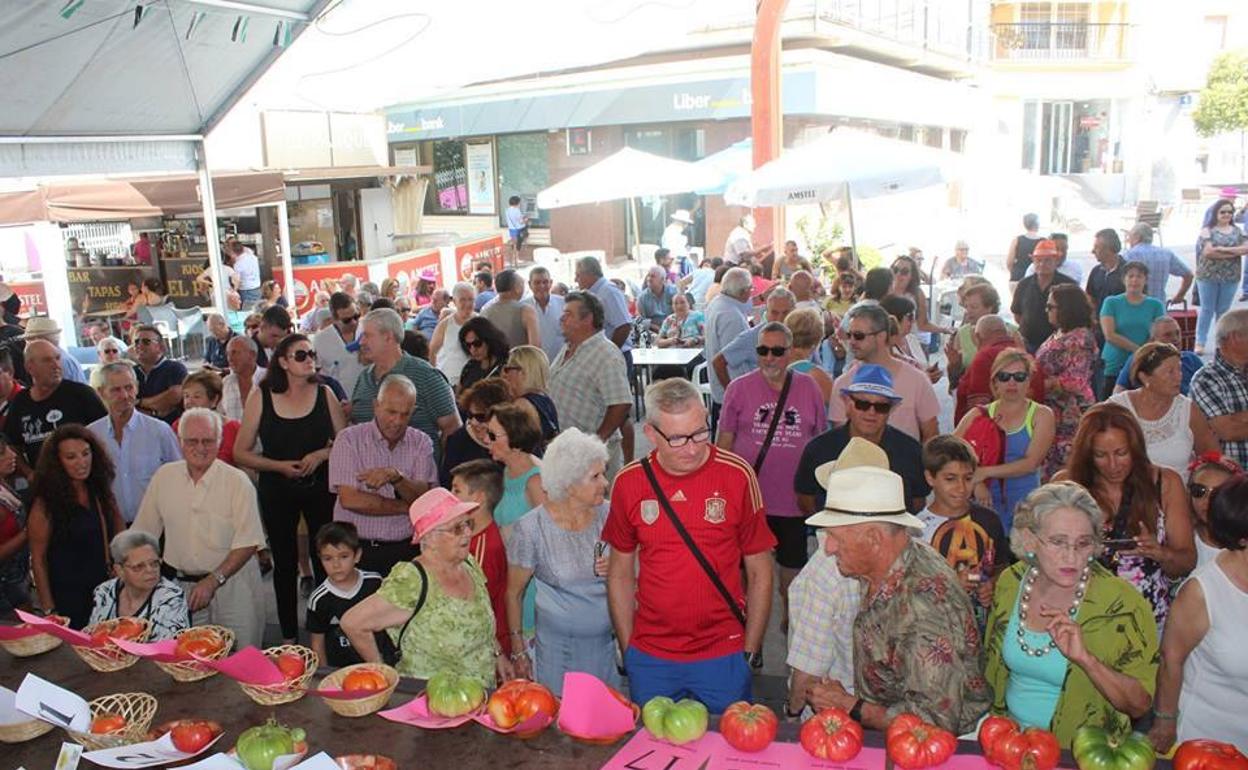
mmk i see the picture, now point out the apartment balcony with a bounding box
[990,22,1130,64]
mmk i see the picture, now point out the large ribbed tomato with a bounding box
[1173,740,1248,770]
[886,714,958,769]
[720,701,778,753]
[799,707,864,761]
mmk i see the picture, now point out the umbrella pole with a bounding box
[844,183,859,264]
[631,197,641,258]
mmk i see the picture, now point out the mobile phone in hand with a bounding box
[1103,537,1137,551]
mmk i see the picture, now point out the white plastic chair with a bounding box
[691,361,712,411]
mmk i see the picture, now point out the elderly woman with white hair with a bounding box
[983,481,1158,749]
[504,428,617,696]
[89,530,190,640]
[430,281,477,385]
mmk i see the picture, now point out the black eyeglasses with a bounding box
[1188,482,1210,499]
[995,371,1028,383]
[465,338,486,349]
[338,314,360,324]
[892,267,910,275]
[1219,209,1234,215]
[652,423,712,448]
[847,329,884,341]
[136,338,159,347]
[289,349,317,363]
[850,398,892,414]
[755,345,789,358]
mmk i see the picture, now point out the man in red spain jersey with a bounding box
[603,378,775,712]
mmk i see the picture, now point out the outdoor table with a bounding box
[629,346,702,415]
[1,645,1176,769]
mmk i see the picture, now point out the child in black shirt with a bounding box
[306,522,383,667]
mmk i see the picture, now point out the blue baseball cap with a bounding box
[840,363,901,402]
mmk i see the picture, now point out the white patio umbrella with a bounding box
[536,147,724,209]
[722,129,953,253]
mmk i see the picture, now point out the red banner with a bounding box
[292,262,371,316]
[386,249,443,289]
[454,235,505,281]
[8,280,47,317]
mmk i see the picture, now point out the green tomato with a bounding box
[426,672,486,717]
[641,696,709,746]
[1072,727,1156,770]
[235,719,306,770]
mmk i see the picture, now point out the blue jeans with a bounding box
[1196,279,1237,349]
[239,287,262,304]
[623,645,751,714]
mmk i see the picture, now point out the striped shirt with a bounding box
[349,353,457,460]
[328,420,438,541]
[602,446,776,661]
[786,544,860,690]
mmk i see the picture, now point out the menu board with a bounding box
[161,257,210,308]
[67,266,158,314]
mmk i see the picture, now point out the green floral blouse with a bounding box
[379,557,497,687]
[984,561,1159,748]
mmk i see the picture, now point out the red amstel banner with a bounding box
[454,235,505,280]
[8,280,48,316]
[292,262,371,316]
[386,249,443,288]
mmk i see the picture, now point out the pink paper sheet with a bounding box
[15,610,93,645]
[0,624,47,641]
[602,732,891,770]
[377,694,478,729]
[113,638,182,663]
[197,646,286,685]
[556,672,636,738]
[473,709,553,735]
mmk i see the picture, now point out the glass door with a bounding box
[1041,101,1073,174]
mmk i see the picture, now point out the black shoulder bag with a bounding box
[640,457,746,628]
[750,371,793,475]
[379,560,428,666]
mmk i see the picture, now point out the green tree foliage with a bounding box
[1192,50,1248,137]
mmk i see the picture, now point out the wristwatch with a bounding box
[782,702,804,720]
[848,698,865,723]
[213,571,227,587]
[744,651,763,670]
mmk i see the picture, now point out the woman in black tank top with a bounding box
[1009,214,1044,283]
[235,334,346,642]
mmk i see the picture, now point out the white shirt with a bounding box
[233,247,260,290]
[222,367,264,422]
[661,224,690,259]
[313,326,364,397]
[522,293,565,365]
[724,226,753,264]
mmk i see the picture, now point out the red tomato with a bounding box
[90,713,127,734]
[275,652,306,681]
[342,669,387,692]
[169,720,220,754]
[997,728,1060,770]
[176,629,225,660]
[486,680,558,729]
[979,715,1022,764]
[886,714,959,770]
[799,707,864,761]
[1174,740,1248,770]
[113,618,145,640]
[720,701,779,753]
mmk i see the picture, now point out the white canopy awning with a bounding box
[537,147,724,210]
[723,130,953,207]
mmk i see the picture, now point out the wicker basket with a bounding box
[238,644,319,706]
[316,663,399,718]
[152,626,235,682]
[0,716,55,744]
[72,618,152,673]
[64,692,158,751]
[0,631,62,658]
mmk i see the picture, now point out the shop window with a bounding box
[497,133,550,228]
[429,140,468,214]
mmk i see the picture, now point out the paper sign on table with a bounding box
[111,638,181,663]
[0,686,30,726]
[286,754,338,770]
[556,672,636,738]
[56,740,83,770]
[179,749,310,770]
[15,610,93,646]
[14,673,90,732]
[378,694,477,729]
[81,730,224,768]
[197,645,286,685]
[602,731,893,770]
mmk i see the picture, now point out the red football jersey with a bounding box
[470,521,510,656]
[602,446,776,661]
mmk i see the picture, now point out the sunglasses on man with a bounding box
[850,397,892,414]
[755,345,789,358]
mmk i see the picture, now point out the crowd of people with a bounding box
[0,204,1245,754]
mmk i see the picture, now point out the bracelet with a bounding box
[1153,710,1178,721]
[509,650,529,661]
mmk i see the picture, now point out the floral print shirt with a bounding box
[853,540,991,734]
[1035,327,1099,479]
[1195,226,1245,283]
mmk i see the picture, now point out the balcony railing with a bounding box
[991,22,1129,61]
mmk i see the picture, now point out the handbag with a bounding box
[750,371,793,475]
[640,457,746,628]
[379,560,428,666]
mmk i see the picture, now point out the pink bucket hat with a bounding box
[409,488,478,543]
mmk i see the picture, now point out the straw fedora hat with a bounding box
[805,465,923,531]
[670,209,694,225]
[20,316,62,339]
[813,436,888,489]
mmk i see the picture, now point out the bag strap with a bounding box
[640,457,746,629]
[751,370,793,474]
[394,560,429,649]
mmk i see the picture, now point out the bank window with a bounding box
[429,140,468,214]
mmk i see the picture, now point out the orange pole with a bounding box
[751,0,789,265]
